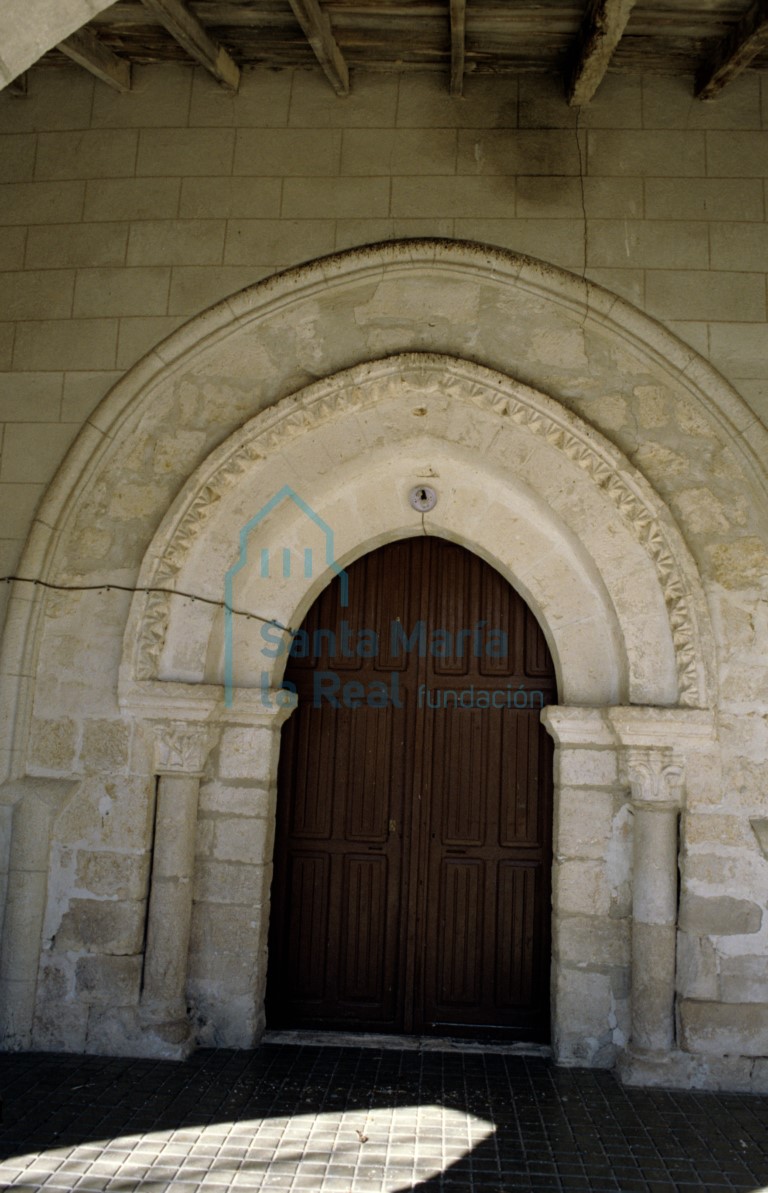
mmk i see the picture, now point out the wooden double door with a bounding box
[266,538,555,1041]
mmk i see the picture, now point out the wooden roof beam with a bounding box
[140,0,240,90]
[449,0,466,97]
[567,0,637,107]
[57,26,131,92]
[696,0,768,100]
[287,0,349,96]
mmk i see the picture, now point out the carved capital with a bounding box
[624,747,684,807]
[152,720,215,776]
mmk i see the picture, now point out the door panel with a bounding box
[266,537,555,1040]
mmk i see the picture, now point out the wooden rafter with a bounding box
[140,0,240,90]
[567,0,637,107]
[7,72,28,96]
[696,0,768,99]
[58,26,131,92]
[450,0,466,97]
[286,0,349,96]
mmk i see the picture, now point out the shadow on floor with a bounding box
[1,1044,767,1191]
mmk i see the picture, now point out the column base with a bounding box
[617,1046,768,1093]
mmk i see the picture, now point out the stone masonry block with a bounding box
[179,176,281,219]
[679,894,763,936]
[0,181,85,225]
[676,932,719,999]
[73,268,170,318]
[0,483,45,538]
[587,130,705,176]
[0,269,74,320]
[707,131,768,176]
[396,74,518,129]
[554,915,629,969]
[553,859,611,917]
[554,787,614,859]
[13,319,118,371]
[80,719,130,773]
[168,266,265,317]
[587,220,708,269]
[214,817,268,865]
[0,68,93,133]
[198,781,269,817]
[194,860,267,905]
[75,850,148,900]
[137,128,235,176]
[127,220,226,266]
[645,271,765,323]
[83,177,181,222]
[75,954,142,1005]
[234,129,341,176]
[0,419,79,484]
[341,128,457,177]
[218,726,277,781]
[0,372,62,421]
[710,223,768,271]
[190,64,292,128]
[35,130,138,180]
[189,901,263,957]
[282,177,390,219]
[644,177,764,221]
[680,999,768,1057]
[55,898,145,954]
[557,749,617,788]
[0,134,36,183]
[453,218,584,269]
[27,717,79,773]
[392,176,514,219]
[224,220,335,267]
[719,955,768,1003]
[27,221,131,270]
[0,226,24,269]
[457,129,580,175]
[91,63,192,129]
[290,70,398,128]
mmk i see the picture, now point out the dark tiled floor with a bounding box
[1,1043,767,1192]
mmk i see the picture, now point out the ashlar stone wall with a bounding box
[0,64,767,1090]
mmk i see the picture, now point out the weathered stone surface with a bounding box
[80,719,131,773]
[193,860,267,906]
[680,1000,768,1057]
[75,850,148,900]
[189,901,264,957]
[75,954,141,1005]
[554,915,629,969]
[679,895,763,936]
[676,933,719,999]
[27,718,78,774]
[55,898,145,954]
[554,787,614,860]
[719,955,768,1003]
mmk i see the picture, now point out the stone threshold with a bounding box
[262,1029,553,1057]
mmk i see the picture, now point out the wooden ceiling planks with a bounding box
[32,0,768,99]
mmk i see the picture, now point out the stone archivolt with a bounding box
[130,354,708,708]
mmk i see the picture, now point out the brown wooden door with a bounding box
[266,538,555,1041]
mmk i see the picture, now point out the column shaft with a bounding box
[631,802,679,1053]
[141,773,200,1023]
